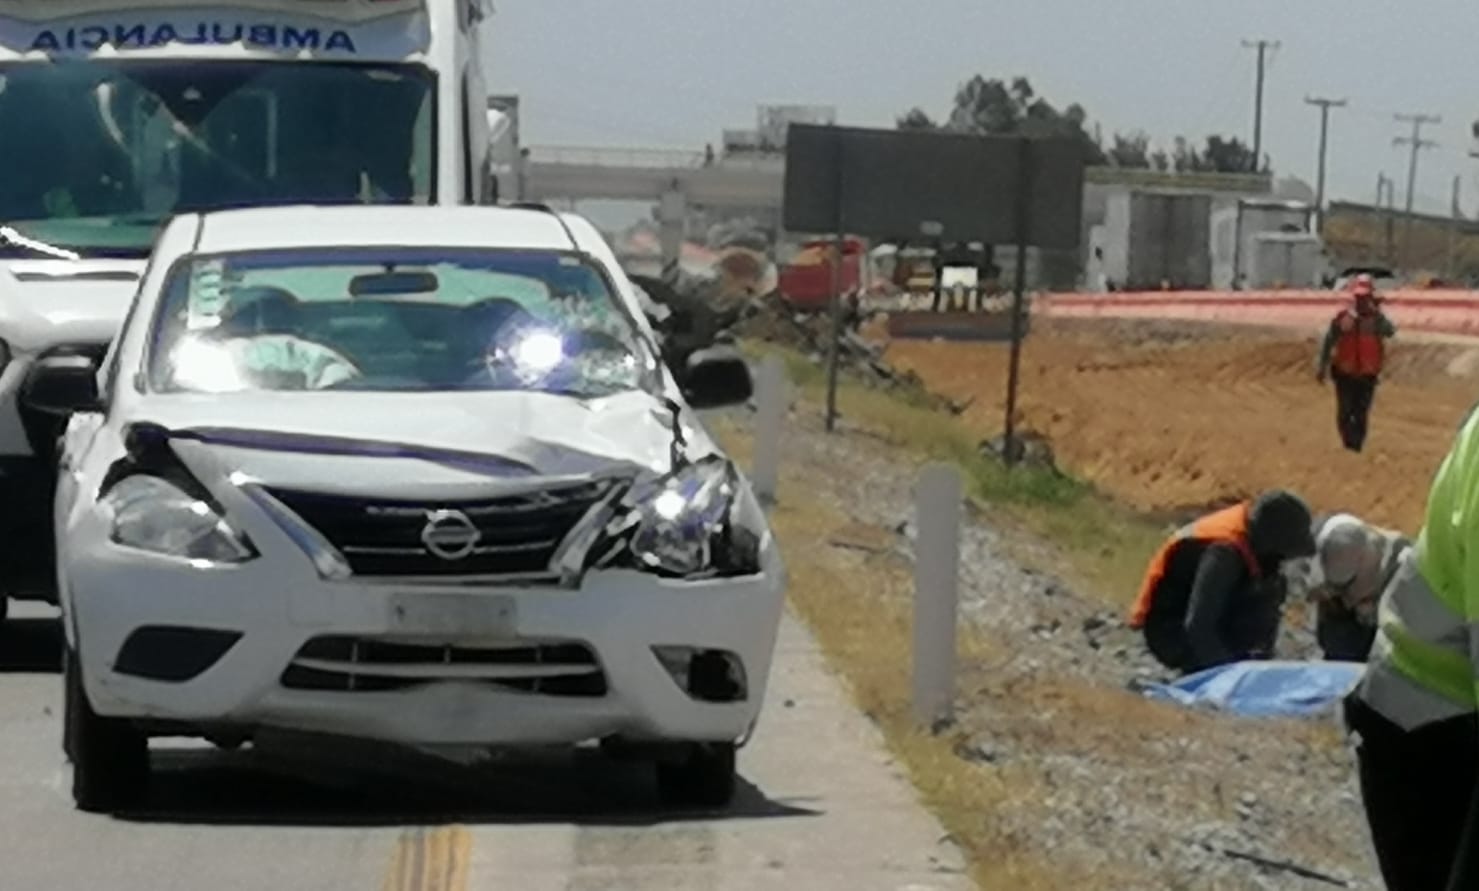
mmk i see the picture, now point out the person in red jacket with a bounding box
[1316,274,1397,453]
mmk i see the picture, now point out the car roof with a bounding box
[191,205,590,255]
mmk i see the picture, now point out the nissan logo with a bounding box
[420,509,481,561]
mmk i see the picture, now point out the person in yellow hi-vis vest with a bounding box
[1346,404,1479,890]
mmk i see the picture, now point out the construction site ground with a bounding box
[883,316,1479,536]
[712,372,1381,890]
[708,312,1479,889]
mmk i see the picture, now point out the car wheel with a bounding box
[64,646,148,813]
[654,741,736,810]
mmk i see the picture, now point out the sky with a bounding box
[484,0,1479,221]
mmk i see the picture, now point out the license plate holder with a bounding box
[386,592,517,637]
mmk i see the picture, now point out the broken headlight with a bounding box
[562,456,764,580]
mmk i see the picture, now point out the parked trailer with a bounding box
[1247,232,1325,289]
[1211,198,1317,290]
[1101,190,1213,290]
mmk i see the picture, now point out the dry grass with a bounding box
[737,342,1168,609]
[705,349,1186,888]
[758,470,1135,891]
[710,341,1375,887]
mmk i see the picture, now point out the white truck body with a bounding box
[0,0,492,599]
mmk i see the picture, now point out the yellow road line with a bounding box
[382,825,471,891]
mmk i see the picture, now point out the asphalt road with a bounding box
[0,601,972,891]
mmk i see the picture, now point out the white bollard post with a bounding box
[912,462,962,728]
[751,354,785,504]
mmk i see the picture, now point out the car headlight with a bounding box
[588,456,763,579]
[102,474,257,563]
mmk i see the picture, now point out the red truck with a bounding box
[777,237,866,312]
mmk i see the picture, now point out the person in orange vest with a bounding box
[1129,490,1317,673]
[1316,274,1396,453]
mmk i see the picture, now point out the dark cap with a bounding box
[1247,489,1317,559]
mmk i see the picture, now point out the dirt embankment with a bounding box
[883,317,1479,533]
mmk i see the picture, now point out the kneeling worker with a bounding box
[1128,490,1317,673]
[1303,513,1411,663]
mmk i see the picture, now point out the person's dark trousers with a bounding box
[1344,694,1479,891]
[1142,612,1189,671]
[1316,605,1376,662]
[1332,371,1378,452]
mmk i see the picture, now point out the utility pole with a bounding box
[1305,96,1347,226]
[1242,39,1281,172]
[1378,173,1396,264]
[1394,112,1441,272]
[1448,174,1463,281]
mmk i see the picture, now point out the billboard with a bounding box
[781,123,1085,251]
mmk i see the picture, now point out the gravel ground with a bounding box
[737,397,1384,890]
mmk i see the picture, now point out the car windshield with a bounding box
[146,247,658,398]
[0,60,433,258]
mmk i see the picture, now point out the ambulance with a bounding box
[0,0,493,611]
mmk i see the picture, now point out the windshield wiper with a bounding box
[0,226,80,261]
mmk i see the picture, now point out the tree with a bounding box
[1162,134,1260,173]
[896,108,937,131]
[1108,131,1152,168]
[1199,135,1257,173]
[900,75,1107,165]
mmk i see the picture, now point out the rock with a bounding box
[953,739,1005,765]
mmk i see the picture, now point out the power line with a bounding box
[1242,39,1280,172]
[1394,112,1441,270]
[1304,96,1347,224]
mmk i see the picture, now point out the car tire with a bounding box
[654,741,736,810]
[64,646,148,813]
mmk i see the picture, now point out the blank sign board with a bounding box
[783,123,1084,250]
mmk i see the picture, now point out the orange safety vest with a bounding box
[1128,502,1262,629]
[1331,309,1385,377]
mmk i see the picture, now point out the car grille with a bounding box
[279,636,607,697]
[264,480,616,579]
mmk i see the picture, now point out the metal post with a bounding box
[912,462,961,728]
[1232,199,1245,290]
[1002,136,1033,465]
[751,355,785,504]
[823,131,845,433]
[824,231,844,433]
[1448,175,1463,282]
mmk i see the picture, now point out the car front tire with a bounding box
[64,646,148,813]
[654,741,736,810]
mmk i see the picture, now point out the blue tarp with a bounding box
[1137,660,1365,718]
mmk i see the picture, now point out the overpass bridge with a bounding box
[521,144,1275,276]
[523,145,785,276]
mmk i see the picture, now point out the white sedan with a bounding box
[40,204,785,813]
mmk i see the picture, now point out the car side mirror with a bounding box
[23,354,102,416]
[678,346,753,409]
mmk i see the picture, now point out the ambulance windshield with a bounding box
[0,60,434,258]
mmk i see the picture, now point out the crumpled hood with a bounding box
[0,259,145,352]
[137,389,715,498]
